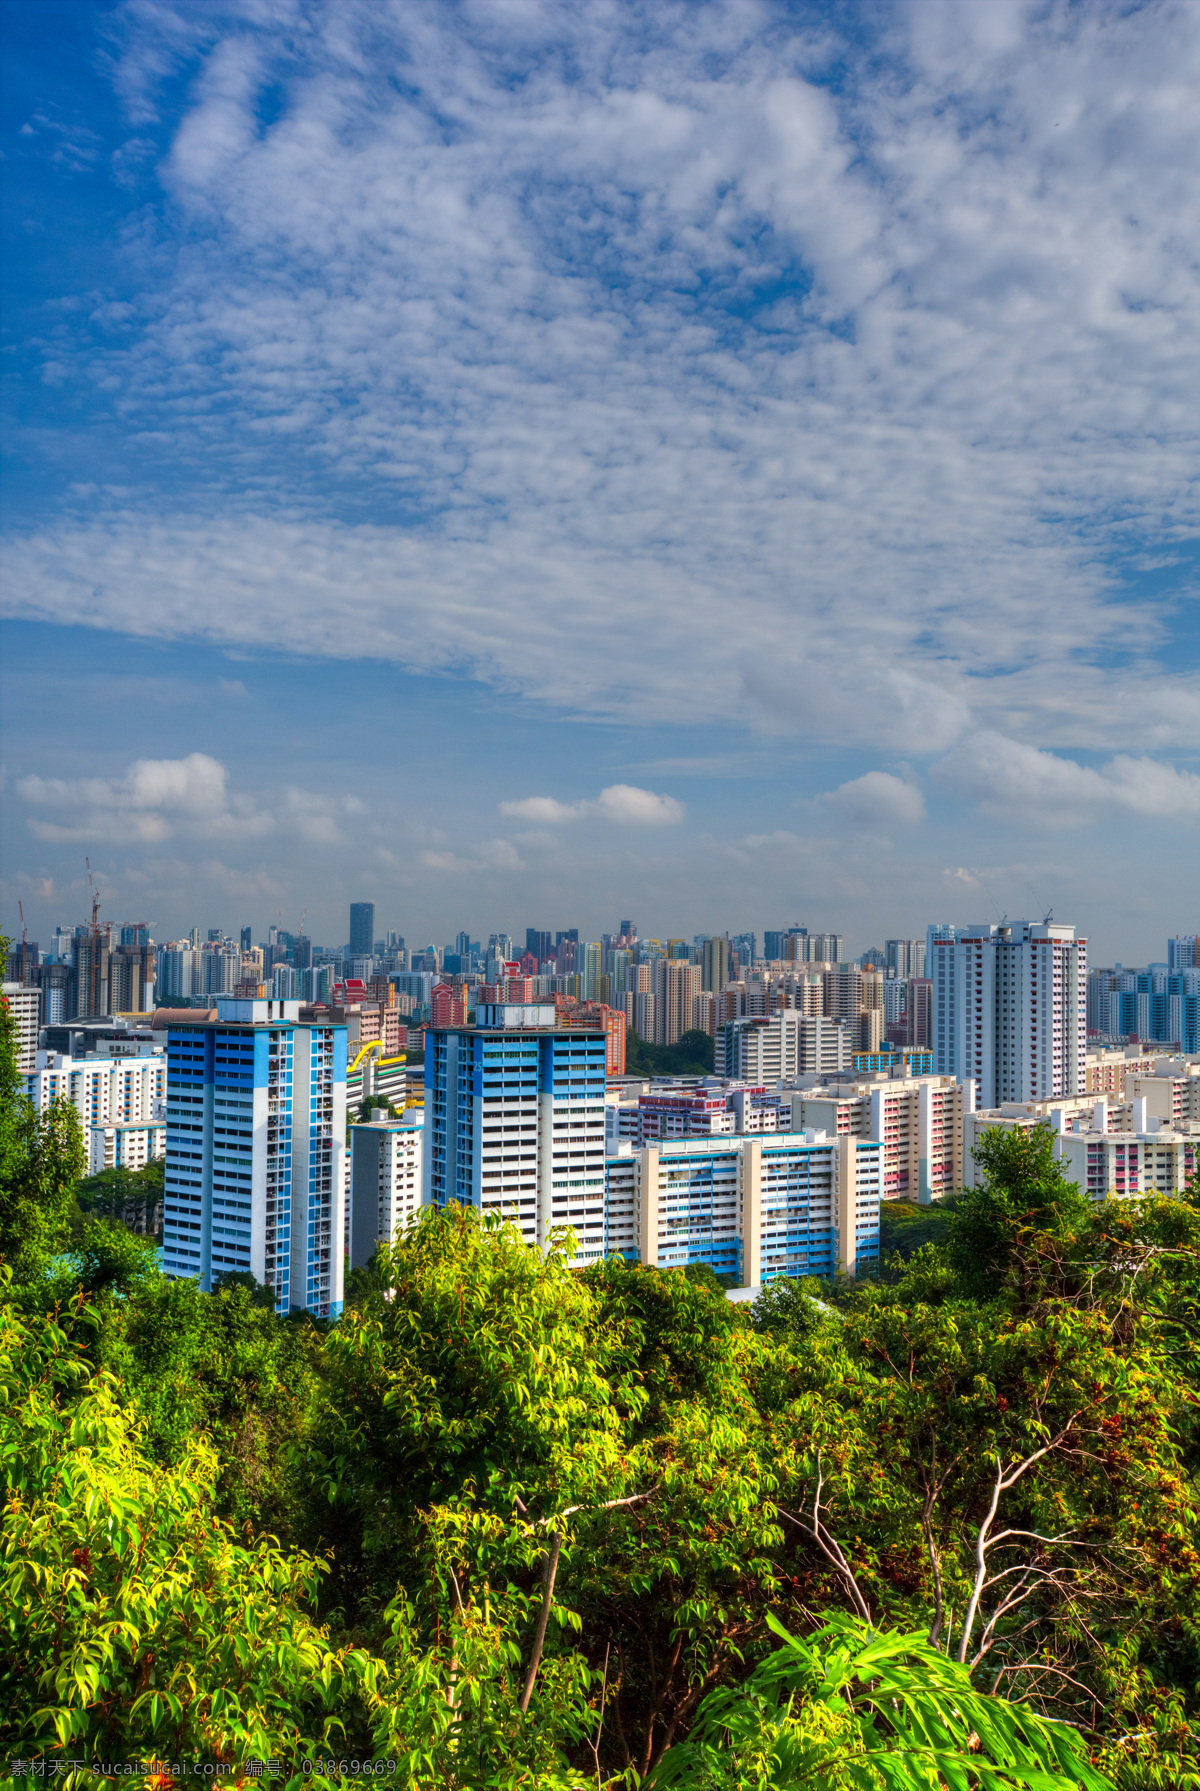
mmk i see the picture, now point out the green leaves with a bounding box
[650,1610,1115,1791]
[0,1278,367,1780]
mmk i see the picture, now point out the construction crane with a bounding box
[85,858,105,1017]
[18,901,27,946]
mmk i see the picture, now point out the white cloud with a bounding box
[933,731,1200,825]
[419,839,524,874]
[817,771,925,826]
[4,0,1200,764]
[595,785,685,825]
[499,783,684,826]
[13,753,366,846]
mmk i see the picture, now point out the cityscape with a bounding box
[3,0,1199,1783]
[7,907,1198,1321]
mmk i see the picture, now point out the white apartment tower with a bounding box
[928,922,1086,1106]
[349,1112,424,1269]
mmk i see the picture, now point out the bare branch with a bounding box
[519,1531,563,1714]
[956,1417,1085,1664]
[558,1484,661,1522]
[777,1451,871,1625]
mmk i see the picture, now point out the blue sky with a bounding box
[2,0,1197,961]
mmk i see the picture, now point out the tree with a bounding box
[0,954,86,1269]
[650,1610,1115,1789]
[0,1274,380,1775]
[74,1158,164,1240]
[626,1029,715,1076]
[947,1125,1091,1298]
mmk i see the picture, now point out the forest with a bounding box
[2,991,1199,1791]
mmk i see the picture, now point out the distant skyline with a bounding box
[2,1,1197,964]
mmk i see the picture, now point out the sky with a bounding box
[1,0,1197,963]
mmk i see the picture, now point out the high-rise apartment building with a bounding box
[431,983,468,1028]
[701,936,731,992]
[604,1132,881,1283]
[928,921,1086,1106]
[654,957,702,1046]
[794,1075,970,1203]
[109,944,156,1014]
[27,1048,166,1175]
[885,939,926,979]
[156,945,197,1002]
[625,989,656,1042]
[349,903,376,959]
[6,939,40,985]
[715,1012,850,1080]
[162,997,347,1316]
[2,983,41,1073]
[906,978,933,1050]
[424,1010,607,1266]
[70,928,112,1020]
[348,1111,424,1269]
[37,962,71,1027]
[1167,935,1199,971]
[580,942,602,1000]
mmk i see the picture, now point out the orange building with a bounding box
[559,999,627,1076]
[431,983,468,1028]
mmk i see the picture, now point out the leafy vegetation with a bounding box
[626,1028,715,1077]
[2,971,1199,1790]
[878,1197,956,1262]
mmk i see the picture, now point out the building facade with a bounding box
[349,1111,424,1269]
[349,902,376,959]
[929,921,1086,1105]
[424,1008,608,1266]
[3,983,41,1074]
[162,997,347,1317]
[604,1131,881,1284]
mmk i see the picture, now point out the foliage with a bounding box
[355,1097,401,1122]
[1,977,1198,1787]
[0,1276,380,1782]
[74,1158,164,1241]
[650,1610,1114,1789]
[0,963,87,1270]
[946,1125,1092,1298]
[878,1198,957,1264]
[626,1028,715,1076]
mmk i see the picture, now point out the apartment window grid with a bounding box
[657,1150,740,1278]
[477,1037,540,1241]
[759,1148,835,1282]
[163,1030,209,1280]
[546,1035,607,1262]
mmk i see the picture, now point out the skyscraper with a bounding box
[654,958,702,1045]
[885,938,925,979]
[927,921,1086,1106]
[701,936,731,993]
[162,996,347,1316]
[424,1008,608,1266]
[241,926,253,953]
[349,902,376,958]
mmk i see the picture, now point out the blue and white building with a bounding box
[162,996,347,1316]
[424,1004,608,1266]
[928,921,1086,1106]
[604,1131,882,1283]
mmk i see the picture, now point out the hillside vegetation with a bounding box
[2,990,1199,1790]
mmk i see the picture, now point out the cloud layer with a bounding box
[16,753,364,846]
[500,784,685,826]
[3,0,1199,782]
[934,733,1200,825]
